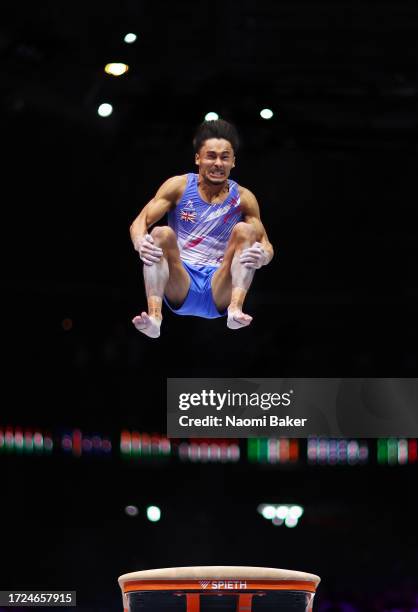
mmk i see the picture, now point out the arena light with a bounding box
[0,427,53,454]
[125,505,139,517]
[98,103,113,117]
[146,506,161,522]
[104,63,129,76]
[285,516,298,528]
[259,505,276,520]
[33,432,44,450]
[260,108,274,120]
[205,112,219,121]
[288,505,304,520]
[44,437,54,452]
[61,429,112,457]
[276,505,289,520]
[124,33,137,44]
[14,429,24,451]
[307,438,369,465]
[258,504,304,527]
[377,438,418,465]
[178,439,239,463]
[120,431,171,458]
[248,438,299,464]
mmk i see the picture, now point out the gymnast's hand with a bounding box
[135,234,163,266]
[239,242,268,269]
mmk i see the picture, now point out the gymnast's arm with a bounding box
[240,187,274,266]
[129,175,187,253]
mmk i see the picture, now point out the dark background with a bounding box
[1,0,418,610]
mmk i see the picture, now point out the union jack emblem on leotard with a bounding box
[180,209,197,222]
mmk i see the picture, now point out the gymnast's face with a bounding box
[195,138,235,185]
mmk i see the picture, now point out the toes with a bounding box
[132,319,145,329]
[234,318,247,326]
[132,315,148,329]
[132,313,150,324]
[132,312,161,338]
[227,310,253,330]
[234,314,252,323]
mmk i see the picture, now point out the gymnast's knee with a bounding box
[232,221,261,243]
[150,225,177,247]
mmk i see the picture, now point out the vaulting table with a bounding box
[118,566,321,611]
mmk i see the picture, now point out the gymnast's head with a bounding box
[193,119,239,185]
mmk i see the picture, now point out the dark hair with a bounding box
[193,119,240,153]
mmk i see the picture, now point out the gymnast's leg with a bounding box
[211,221,264,329]
[132,226,190,338]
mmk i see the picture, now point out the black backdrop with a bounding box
[1,1,418,609]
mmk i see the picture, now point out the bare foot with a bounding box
[132,312,162,338]
[227,308,253,330]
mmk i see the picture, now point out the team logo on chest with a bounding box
[180,200,197,222]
